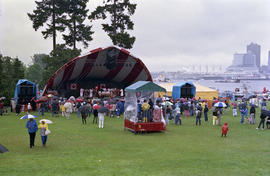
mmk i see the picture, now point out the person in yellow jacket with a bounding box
[141,100,150,122]
[38,120,49,147]
[60,103,65,117]
[212,107,218,125]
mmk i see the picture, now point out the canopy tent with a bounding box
[172,81,196,99]
[124,81,166,133]
[0,144,8,153]
[194,83,218,100]
[159,82,218,100]
[125,81,166,93]
[43,46,152,97]
[14,79,38,104]
[158,83,175,97]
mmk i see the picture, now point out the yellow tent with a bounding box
[193,83,218,100]
[158,82,218,100]
[158,83,175,97]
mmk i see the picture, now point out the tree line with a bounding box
[0,0,137,103]
[0,55,25,103]
[28,0,137,50]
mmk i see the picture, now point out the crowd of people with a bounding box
[135,96,270,130]
[1,93,270,148]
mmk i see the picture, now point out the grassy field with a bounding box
[0,109,270,176]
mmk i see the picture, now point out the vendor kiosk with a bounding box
[124,81,166,133]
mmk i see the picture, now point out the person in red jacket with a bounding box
[221,122,229,137]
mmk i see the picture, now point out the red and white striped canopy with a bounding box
[44,46,152,93]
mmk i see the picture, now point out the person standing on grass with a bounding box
[98,105,108,129]
[204,104,209,122]
[79,103,88,125]
[256,109,268,130]
[16,103,21,115]
[195,104,202,126]
[27,103,32,114]
[93,102,99,124]
[165,105,171,125]
[38,120,48,147]
[60,102,65,117]
[217,108,222,126]
[26,117,38,148]
[0,101,4,116]
[40,102,45,116]
[212,107,218,125]
[249,106,256,124]
[232,103,237,117]
[262,99,267,110]
[175,105,181,125]
[221,122,229,137]
[184,102,189,117]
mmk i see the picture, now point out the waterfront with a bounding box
[173,80,270,93]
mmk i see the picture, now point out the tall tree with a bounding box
[0,56,25,103]
[63,0,94,50]
[89,0,137,49]
[25,54,47,85]
[28,0,67,51]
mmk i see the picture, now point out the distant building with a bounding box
[247,42,261,67]
[268,51,270,72]
[243,51,256,67]
[232,53,244,66]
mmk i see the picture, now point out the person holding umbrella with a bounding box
[38,120,49,147]
[25,116,38,148]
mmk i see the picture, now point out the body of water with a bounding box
[174,80,270,93]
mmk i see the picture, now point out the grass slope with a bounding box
[0,109,269,176]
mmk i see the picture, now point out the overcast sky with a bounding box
[0,0,270,72]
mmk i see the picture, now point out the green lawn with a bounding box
[0,109,269,176]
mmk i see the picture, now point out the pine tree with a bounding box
[63,0,94,50]
[28,0,67,51]
[89,0,136,49]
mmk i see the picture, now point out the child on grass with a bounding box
[221,122,229,137]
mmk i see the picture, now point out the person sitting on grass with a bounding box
[221,122,229,137]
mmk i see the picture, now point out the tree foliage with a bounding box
[0,55,25,104]
[63,0,94,50]
[25,54,47,86]
[40,44,81,88]
[89,0,137,49]
[28,0,67,51]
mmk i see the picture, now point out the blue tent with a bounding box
[14,79,38,103]
[172,81,196,100]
